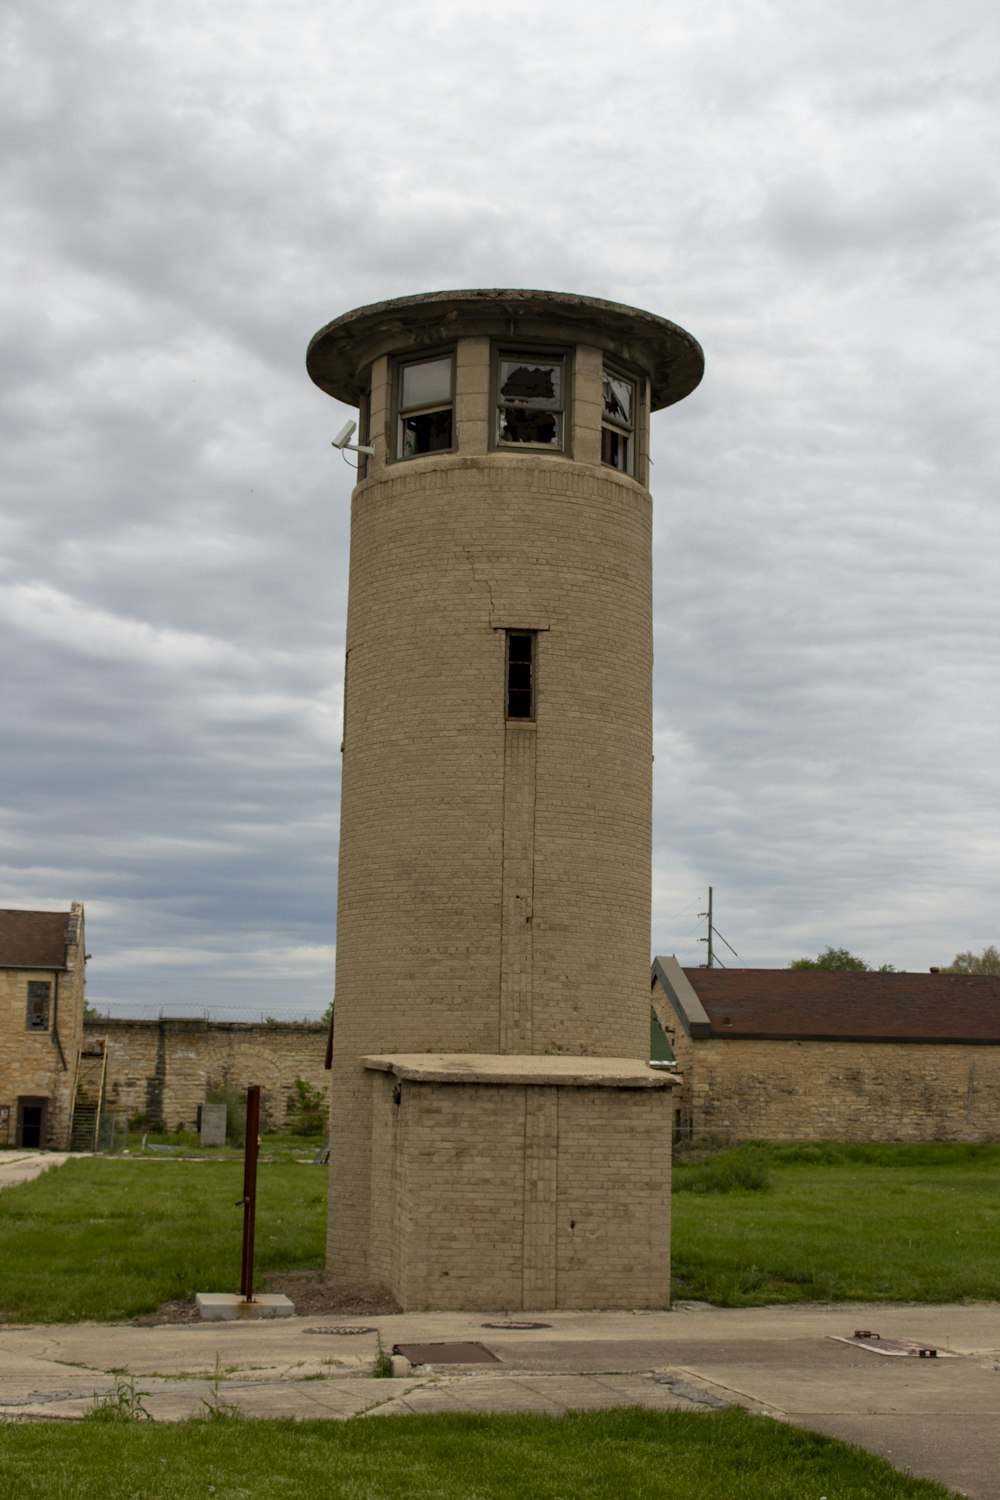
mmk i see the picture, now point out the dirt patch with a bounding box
[264,1270,401,1317]
[130,1270,401,1325]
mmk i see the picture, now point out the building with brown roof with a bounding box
[652,954,1000,1146]
[0,903,86,1148]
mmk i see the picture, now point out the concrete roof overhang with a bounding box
[307,288,704,412]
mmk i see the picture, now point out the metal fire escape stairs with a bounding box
[70,1037,109,1151]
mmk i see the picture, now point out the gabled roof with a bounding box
[0,909,74,970]
[652,954,1000,1044]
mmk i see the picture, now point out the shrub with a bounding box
[673,1146,772,1194]
[287,1077,328,1137]
[205,1085,247,1147]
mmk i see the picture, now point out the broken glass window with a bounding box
[601,367,636,474]
[602,371,633,425]
[500,360,561,405]
[496,356,564,448]
[498,407,560,446]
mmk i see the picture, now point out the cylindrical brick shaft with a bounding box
[308,291,703,1288]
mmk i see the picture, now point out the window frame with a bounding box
[505,631,536,722]
[357,385,371,480]
[392,347,456,462]
[26,980,51,1032]
[600,362,638,476]
[491,344,571,457]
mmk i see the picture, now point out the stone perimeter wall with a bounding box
[84,1017,328,1134]
[671,1035,1000,1146]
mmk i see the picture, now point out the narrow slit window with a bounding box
[396,353,454,459]
[26,981,51,1031]
[601,367,635,475]
[506,632,535,720]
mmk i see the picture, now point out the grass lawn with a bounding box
[672,1142,1000,1306]
[0,1409,961,1499]
[0,1150,326,1323]
[3,1141,1000,1323]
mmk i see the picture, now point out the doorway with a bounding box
[16,1096,48,1148]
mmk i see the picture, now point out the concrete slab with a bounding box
[195,1293,295,1320]
[0,1152,85,1191]
[1,1302,998,1497]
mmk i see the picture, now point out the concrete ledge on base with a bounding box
[362,1053,676,1088]
[195,1293,295,1321]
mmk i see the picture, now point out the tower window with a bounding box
[601,366,635,474]
[26,981,51,1031]
[506,632,535,720]
[395,353,454,459]
[495,352,565,451]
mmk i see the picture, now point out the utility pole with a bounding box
[706,886,714,968]
[698,887,741,969]
[698,887,715,966]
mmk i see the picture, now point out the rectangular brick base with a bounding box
[363,1055,675,1310]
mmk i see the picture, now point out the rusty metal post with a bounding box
[239,1084,261,1302]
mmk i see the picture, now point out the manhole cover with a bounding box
[481,1321,552,1330]
[393,1341,499,1364]
[304,1325,377,1336]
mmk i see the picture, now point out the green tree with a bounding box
[943,945,1000,975]
[789,946,895,973]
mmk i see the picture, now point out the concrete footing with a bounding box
[195,1293,295,1321]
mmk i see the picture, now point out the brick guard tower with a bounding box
[307,290,703,1309]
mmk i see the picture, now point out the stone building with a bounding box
[0,904,86,1149]
[652,954,1000,1146]
[307,289,703,1309]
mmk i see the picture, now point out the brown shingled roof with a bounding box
[0,909,72,970]
[682,968,1000,1044]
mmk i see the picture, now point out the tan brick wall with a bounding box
[330,321,657,1287]
[682,1038,1000,1146]
[0,904,85,1148]
[555,1086,671,1308]
[337,454,653,1059]
[85,1018,328,1134]
[366,1077,672,1310]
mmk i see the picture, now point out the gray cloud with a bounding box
[2,0,998,1012]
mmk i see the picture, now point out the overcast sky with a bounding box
[2,0,998,1017]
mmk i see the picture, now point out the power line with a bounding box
[650,890,705,937]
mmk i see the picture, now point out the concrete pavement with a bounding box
[0,1151,84,1190]
[1,1302,998,1496]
